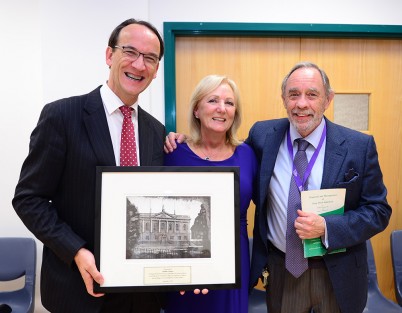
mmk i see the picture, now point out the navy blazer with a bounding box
[246,117,391,313]
[13,86,166,313]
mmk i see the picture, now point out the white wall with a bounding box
[1,0,401,311]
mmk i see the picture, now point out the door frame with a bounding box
[163,22,402,132]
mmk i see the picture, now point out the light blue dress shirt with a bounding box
[267,119,326,252]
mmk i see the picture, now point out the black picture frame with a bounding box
[94,166,240,292]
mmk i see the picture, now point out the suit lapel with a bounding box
[259,119,289,208]
[321,118,347,188]
[83,87,116,166]
[137,106,153,166]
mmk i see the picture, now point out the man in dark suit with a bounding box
[12,19,166,313]
[247,62,391,313]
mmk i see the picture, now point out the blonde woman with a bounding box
[164,75,257,313]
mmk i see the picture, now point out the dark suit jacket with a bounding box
[246,117,391,313]
[12,86,166,313]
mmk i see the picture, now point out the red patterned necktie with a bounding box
[119,106,138,166]
[285,139,309,278]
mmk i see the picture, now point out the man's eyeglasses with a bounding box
[114,45,159,67]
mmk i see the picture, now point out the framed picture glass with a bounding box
[94,166,240,292]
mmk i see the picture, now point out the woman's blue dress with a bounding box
[163,142,258,313]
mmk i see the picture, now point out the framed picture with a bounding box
[94,166,240,293]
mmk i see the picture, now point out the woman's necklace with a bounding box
[203,153,212,161]
[199,143,233,161]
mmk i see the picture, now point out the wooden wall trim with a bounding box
[163,22,402,132]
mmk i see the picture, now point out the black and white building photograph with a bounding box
[125,196,211,259]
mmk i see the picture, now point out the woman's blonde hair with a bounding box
[187,75,242,146]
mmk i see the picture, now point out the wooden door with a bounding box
[175,36,402,300]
